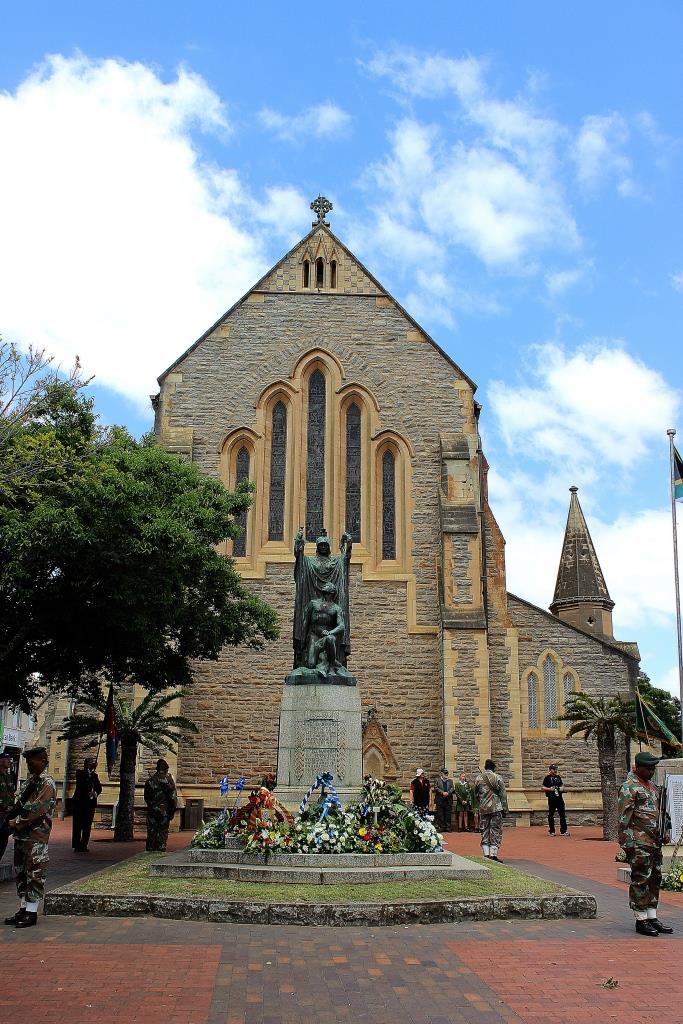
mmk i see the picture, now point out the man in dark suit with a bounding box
[72,757,102,852]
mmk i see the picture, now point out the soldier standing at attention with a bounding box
[618,750,673,937]
[144,758,177,852]
[4,746,56,928]
[0,752,16,862]
[475,759,508,862]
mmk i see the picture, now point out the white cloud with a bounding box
[258,102,351,142]
[0,54,301,406]
[489,342,680,472]
[671,271,683,293]
[365,50,578,271]
[573,113,633,194]
[493,467,678,633]
[657,666,682,700]
[545,266,587,295]
[251,185,310,241]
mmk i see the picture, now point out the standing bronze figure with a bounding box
[292,527,353,679]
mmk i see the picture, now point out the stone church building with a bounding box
[141,199,640,827]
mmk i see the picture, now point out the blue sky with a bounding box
[1,2,682,695]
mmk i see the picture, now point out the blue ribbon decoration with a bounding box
[219,776,230,796]
[299,772,336,816]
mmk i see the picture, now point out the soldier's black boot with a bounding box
[635,919,659,936]
[651,918,674,933]
[4,909,26,925]
[15,910,38,928]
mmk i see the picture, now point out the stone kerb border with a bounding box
[44,889,597,926]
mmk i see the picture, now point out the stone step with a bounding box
[187,848,454,868]
[150,854,488,885]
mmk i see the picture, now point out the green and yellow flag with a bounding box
[674,444,683,501]
[635,688,682,750]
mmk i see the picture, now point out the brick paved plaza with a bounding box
[2,820,683,1024]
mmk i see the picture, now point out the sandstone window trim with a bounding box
[220,428,259,563]
[373,432,411,571]
[304,367,327,542]
[337,385,376,552]
[266,398,289,543]
[522,649,580,737]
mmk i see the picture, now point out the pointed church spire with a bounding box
[550,486,615,638]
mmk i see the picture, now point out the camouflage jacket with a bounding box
[474,770,508,815]
[12,772,56,843]
[618,771,661,850]
[144,772,177,817]
[0,770,16,815]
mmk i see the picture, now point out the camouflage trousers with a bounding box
[14,839,49,903]
[626,844,662,912]
[480,812,503,852]
[146,809,170,852]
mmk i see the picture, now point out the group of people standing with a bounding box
[411,760,508,861]
[1,748,178,929]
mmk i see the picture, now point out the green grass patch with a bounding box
[63,852,570,904]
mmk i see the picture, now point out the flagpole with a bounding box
[667,428,683,747]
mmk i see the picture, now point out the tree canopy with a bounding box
[0,357,279,710]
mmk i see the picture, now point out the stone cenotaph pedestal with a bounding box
[275,527,363,807]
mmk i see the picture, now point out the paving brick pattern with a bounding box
[2,821,683,1023]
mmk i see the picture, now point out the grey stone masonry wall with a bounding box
[160,288,479,788]
[508,594,637,793]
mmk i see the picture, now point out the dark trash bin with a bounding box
[182,798,204,831]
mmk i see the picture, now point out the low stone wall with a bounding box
[44,889,596,926]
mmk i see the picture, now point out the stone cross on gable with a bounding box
[311,195,333,227]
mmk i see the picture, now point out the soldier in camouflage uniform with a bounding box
[474,759,508,862]
[4,746,56,928]
[618,750,673,937]
[0,752,17,862]
[144,758,177,851]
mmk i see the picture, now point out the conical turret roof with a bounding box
[551,487,614,612]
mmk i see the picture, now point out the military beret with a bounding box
[22,745,48,759]
[635,751,660,767]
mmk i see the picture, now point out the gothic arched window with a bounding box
[345,403,361,542]
[382,449,396,560]
[330,260,337,289]
[528,672,539,729]
[544,655,558,728]
[233,445,250,557]
[305,370,326,541]
[563,672,574,703]
[268,401,287,541]
[302,260,310,288]
[315,257,324,288]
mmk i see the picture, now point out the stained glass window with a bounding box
[346,403,361,542]
[382,449,396,560]
[305,370,326,541]
[563,672,574,702]
[268,401,287,541]
[544,655,558,728]
[528,672,539,729]
[233,446,250,557]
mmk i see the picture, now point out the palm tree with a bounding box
[559,692,636,841]
[60,688,198,841]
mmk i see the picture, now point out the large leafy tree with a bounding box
[559,692,636,841]
[60,689,198,841]
[1,375,279,710]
